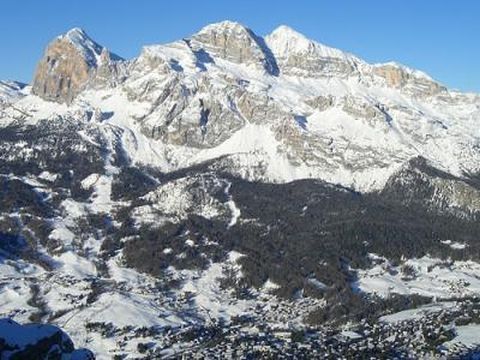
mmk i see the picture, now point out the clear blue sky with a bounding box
[1,0,479,92]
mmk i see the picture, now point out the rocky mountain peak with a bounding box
[266,25,312,53]
[32,28,122,104]
[190,20,278,75]
[265,25,360,78]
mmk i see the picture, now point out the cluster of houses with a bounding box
[85,296,480,358]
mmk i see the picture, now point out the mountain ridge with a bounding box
[30,21,454,97]
[1,20,477,192]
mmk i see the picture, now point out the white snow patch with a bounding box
[340,330,363,340]
[307,278,328,290]
[224,181,241,227]
[53,252,97,278]
[262,279,281,292]
[81,173,101,190]
[266,25,358,62]
[38,171,58,182]
[441,240,468,250]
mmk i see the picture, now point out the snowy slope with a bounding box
[0,80,27,103]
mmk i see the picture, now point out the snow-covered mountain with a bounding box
[8,20,476,191]
[1,21,480,358]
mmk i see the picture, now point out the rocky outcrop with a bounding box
[32,28,123,104]
[373,63,446,97]
[236,89,288,124]
[341,96,392,128]
[305,95,334,111]
[93,48,128,88]
[32,28,99,104]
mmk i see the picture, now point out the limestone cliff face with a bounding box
[373,63,446,97]
[374,64,409,88]
[32,28,123,104]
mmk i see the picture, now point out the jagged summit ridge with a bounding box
[30,21,450,104]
